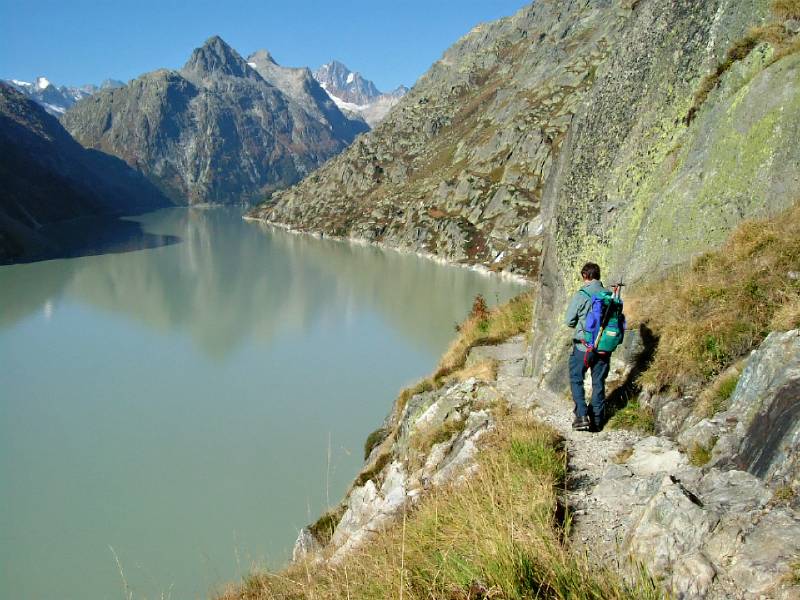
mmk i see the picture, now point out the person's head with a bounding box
[581,262,601,282]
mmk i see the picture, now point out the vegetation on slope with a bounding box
[219,414,660,600]
[686,0,800,123]
[628,202,800,396]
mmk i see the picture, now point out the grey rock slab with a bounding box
[711,330,800,488]
[626,436,689,477]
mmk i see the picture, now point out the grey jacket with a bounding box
[564,280,609,352]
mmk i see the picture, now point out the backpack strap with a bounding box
[580,289,593,300]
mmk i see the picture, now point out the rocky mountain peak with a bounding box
[181,35,255,80]
[314,60,381,105]
[247,49,277,67]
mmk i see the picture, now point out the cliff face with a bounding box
[61,37,368,205]
[0,83,170,262]
[248,1,632,276]
[247,0,797,286]
[528,0,800,387]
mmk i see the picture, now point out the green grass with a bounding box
[607,400,656,434]
[688,439,716,467]
[219,415,662,600]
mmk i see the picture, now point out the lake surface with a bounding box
[0,208,526,600]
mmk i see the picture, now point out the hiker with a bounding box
[564,262,624,432]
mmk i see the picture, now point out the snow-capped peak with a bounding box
[35,76,51,90]
[11,79,32,87]
[346,72,355,84]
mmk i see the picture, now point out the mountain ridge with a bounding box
[0,82,171,262]
[61,36,368,205]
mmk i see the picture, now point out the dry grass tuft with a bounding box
[446,358,499,385]
[435,292,532,383]
[694,362,744,418]
[772,0,800,21]
[219,414,661,600]
[629,203,800,394]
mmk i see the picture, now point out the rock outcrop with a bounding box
[295,332,800,599]
[62,36,368,205]
[0,82,170,262]
[294,336,538,565]
[530,333,800,599]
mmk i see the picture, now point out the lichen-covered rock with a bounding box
[528,0,800,390]
[710,330,800,492]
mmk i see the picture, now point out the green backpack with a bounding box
[580,289,626,353]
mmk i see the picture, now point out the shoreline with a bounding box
[242,215,532,285]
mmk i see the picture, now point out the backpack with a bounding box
[581,289,625,353]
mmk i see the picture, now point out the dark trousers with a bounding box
[569,346,610,422]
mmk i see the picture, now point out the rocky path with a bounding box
[490,336,800,600]
[307,334,798,599]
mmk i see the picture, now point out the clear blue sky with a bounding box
[1,0,529,92]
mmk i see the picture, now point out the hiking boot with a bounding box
[572,415,591,431]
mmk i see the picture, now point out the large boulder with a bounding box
[678,330,800,494]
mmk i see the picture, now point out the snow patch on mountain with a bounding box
[313,60,407,126]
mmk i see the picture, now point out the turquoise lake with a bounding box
[0,208,526,599]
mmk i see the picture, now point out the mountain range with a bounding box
[6,77,123,116]
[61,36,370,205]
[314,60,408,126]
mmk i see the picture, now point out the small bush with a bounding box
[363,427,388,461]
[307,507,346,546]
[435,292,533,382]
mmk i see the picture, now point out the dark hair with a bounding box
[581,262,601,281]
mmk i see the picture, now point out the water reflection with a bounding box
[1,208,525,358]
[0,207,526,600]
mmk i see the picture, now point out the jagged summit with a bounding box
[247,49,278,67]
[314,60,381,105]
[181,35,257,81]
[63,35,369,205]
[312,60,406,125]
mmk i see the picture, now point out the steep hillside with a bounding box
[0,83,170,262]
[62,36,367,205]
[247,0,797,285]
[247,1,631,276]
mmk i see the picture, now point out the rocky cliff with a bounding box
[0,83,170,262]
[247,0,798,281]
[61,36,368,205]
